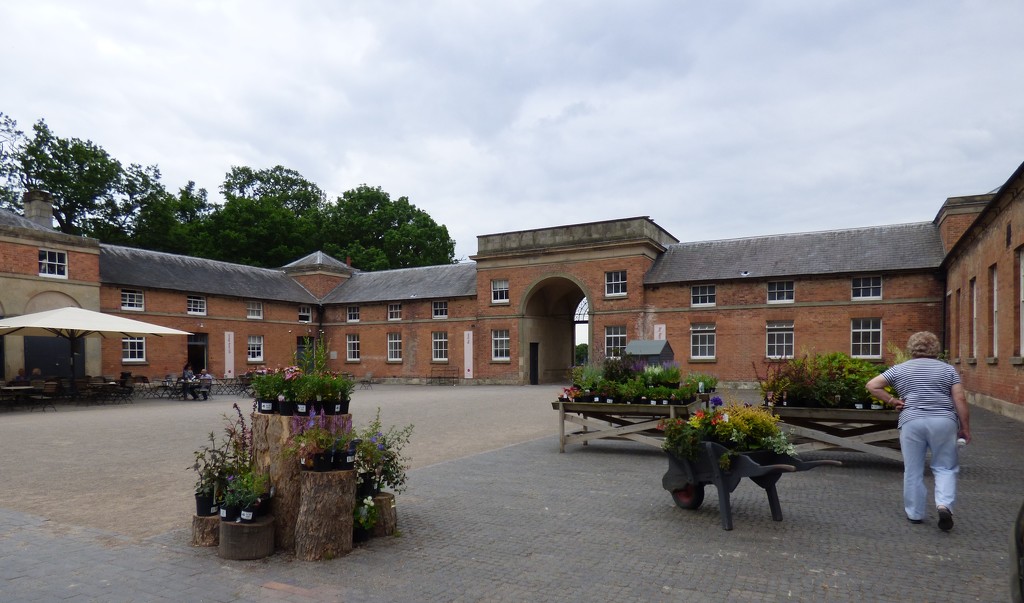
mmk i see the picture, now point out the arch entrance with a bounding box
[522,276,587,385]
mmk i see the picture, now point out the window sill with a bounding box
[491,359,511,364]
[985,357,998,365]
[689,358,717,364]
[966,357,977,365]
[1010,357,1023,366]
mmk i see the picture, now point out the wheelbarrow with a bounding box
[662,440,841,530]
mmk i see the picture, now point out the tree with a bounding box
[131,181,213,255]
[222,165,325,216]
[316,185,455,271]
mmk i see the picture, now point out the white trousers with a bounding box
[899,416,959,520]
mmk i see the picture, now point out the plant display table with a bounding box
[553,401,695,452]
[662,441,841,530]
[771,406,902,461]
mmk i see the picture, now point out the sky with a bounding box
[3,1,1023,262]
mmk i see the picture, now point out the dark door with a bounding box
[188,333,209,373]
[25,336,85,379]
[529,342,539,385]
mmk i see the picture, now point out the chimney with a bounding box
[23,190,55,229]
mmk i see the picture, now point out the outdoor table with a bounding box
[1,385,34,409]
[553,400,698,452]
[771,406,902,461]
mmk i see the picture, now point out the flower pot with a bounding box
[220,504,241,522]
[331,446,356,471]
[256,398,276,414]
[278,400,295,416]
[357,473,380,499]
[195,492,219,516]
[295,401,311,415]
[312,452,332,472]
[352,525,371,544]
[239,505,257,523]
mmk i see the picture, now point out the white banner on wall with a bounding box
[463,331,474,379]
[224,331,235,378]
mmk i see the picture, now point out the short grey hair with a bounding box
[907,331,941,359]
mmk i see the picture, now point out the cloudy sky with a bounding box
[3,1,1023,261]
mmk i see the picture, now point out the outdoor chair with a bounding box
[29,381,59,412]
[359,372,374,390]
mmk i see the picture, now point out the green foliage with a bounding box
[356,408,414,494]
[574,343,589,365]
[284,411,354,462]
[316,185,456,270]
[353,495,380,530]
[755,352,879,408]
[601,355,636,384]
[661,401,794,468]
[190,403,256,499]
[572,363,603,391]
[223,469,269,509]
[683,371,718,392]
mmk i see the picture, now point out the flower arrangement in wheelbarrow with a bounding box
[660,396,794,469]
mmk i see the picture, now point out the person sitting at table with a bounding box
[10,369,28,384]
[197,368,213,400]
[181,362,200,400]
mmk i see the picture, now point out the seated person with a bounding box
[197,368,214,400]
[10,369,28,384]
[182,362,200,400]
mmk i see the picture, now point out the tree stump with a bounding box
[190,514,220,547]
[218,515,275,560]
[294,470,357,561]
[372,492,397,537]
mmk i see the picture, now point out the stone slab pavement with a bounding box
[0,385,1021,602]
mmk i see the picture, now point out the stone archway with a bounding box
[521,276,587,385]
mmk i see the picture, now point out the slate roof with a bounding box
[645,222,946,284]
[320,262,478,304]
[0,210,54,233]
[623,340,673,357]
[99,244,319,303]
[282,251,354,274]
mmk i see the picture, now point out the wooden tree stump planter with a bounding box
[190,514,220,547]
[218,515,275,560]
[294,470,357,561]
[372,492,397,538]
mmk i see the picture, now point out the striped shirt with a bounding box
[881,358,960,429]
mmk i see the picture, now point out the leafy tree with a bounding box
[132,181,213,255]
[222,165,325,216]
[316,185,455,270]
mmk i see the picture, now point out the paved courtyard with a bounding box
[0,385,1021,602]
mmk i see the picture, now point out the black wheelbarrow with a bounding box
[662,440,841,530]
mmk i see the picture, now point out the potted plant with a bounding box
[249,368,286,414]
[355,408,414,498]
[660,397,794,470]
[189,431,229,516]
[352,495,379,544]
[223,468,270,522]
[284,410,354,471]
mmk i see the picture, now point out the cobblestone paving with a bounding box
[1,390,1021,602]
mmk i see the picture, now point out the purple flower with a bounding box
[710,395,724,408]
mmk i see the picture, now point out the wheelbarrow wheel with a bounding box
[671,483,705,509]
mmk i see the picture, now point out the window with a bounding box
[387,333,402,361]
[121,337,146,362]
[767,281,794,303]
[38,249,67,278]
[298,305,312,323]
[432,331,449,361]
[247,335,264,362]
[492,329,510,360]
[604,326,626,358]
[388,303,402,321]
[187,295,207,316]
[1019,248,1024,357]
[852,276,882,300]
[990,264,998,357]
[605,271,627,297]
[491,279,510,304]
[691,285,716,306]
[121,289,144,311]
[346,334,360,361]
[766,321,794,359]
[851,318,882,358]
[690,324,716,360]
[432,301,448,319]
[347,306,360,322]
[969,277,977,358]
[246,300,263,320]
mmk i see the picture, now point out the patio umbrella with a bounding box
[0,306,190,391]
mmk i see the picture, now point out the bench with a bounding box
[429,366,458,385]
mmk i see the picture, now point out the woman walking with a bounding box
[866,331,971,531]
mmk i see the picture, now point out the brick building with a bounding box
[1,160,1021,420]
